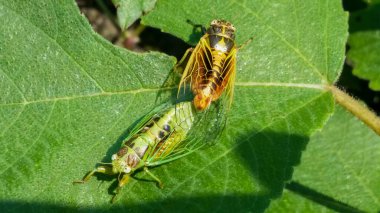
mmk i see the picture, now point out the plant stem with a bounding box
[328,85,380,136]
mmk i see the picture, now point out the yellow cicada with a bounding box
[178,19,240,111]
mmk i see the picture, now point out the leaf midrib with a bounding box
[0,83,325,107]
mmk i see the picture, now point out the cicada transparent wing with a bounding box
[148,99,227,166]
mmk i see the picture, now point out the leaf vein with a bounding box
[0,87,176,107]
[336,139,380,206]
[0,67,27,102]
[324,0,329,81]
[1,3,106,93]
[0,101,56,176]
[0,105,26,137]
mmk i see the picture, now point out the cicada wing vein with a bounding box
[221,48,237,110]
[178,36,213,97]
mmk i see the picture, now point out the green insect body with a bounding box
[74,101,198,203]
[111,101,195,174]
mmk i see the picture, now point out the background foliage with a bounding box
[347,0,380,91]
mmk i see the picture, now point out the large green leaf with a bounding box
[0,0,347,212]
[347,3,380,91]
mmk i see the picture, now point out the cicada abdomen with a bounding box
[178,19,238,111]
[74,102,209,203]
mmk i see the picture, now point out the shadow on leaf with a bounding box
[3,130,365,212]
[1,194,267,213]
[232,130,308,199]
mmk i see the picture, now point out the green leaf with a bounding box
[347,4,380,91]
[0,0,348,212]
[267,105,380,212]
[112,0,157,30]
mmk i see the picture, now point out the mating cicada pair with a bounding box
[74,19,246,203]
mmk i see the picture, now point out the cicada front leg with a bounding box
[237,37,253,50]
[174,47,194,75]
[73,165,115,184]
[175,19,207,75]
[186,19,206,34]
[111,174,130,203]
[110,166,164,203]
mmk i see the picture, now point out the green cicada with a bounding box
[74,101,225,203]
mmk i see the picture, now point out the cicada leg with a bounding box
[186,19,206,34]
[73,165,114,184]
[144,167,164,189]
[237,37,253,50]
[174,47,194,75]
[111,174,130,203]
[174,19,206,74]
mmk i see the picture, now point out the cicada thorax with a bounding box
[188,20,237,111]
[112,102,194,174]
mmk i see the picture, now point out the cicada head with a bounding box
[207,19,236,40]
[111,147,140,174]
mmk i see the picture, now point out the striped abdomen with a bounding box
[193,46,230,111]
